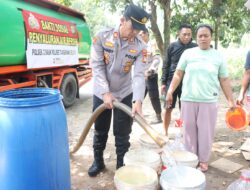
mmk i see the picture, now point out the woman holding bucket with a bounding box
[166,24,236,172]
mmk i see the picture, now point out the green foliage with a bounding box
[227,56,245,80]
[53,0,250,52]
[171,0,250,48]
[71,0,117,36]
[53,0,72,6]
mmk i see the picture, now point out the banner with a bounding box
[22,10,79,68]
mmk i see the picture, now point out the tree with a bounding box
[149,0,171,55]
[70,0,115,36]
[54,0,250,51]
[53,0,72,6]
[172,0,250,49]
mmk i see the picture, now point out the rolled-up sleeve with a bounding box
[90,34,110,95]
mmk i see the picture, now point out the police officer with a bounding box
[139,30,162,124]
[88,4,150,177]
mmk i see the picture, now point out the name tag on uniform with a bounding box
[104,41,114,48]
[129,49,137,54]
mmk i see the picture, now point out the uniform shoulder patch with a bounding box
[92,36,99,44]
[113,32,118,39]
[142,49,148,63]
[142,49,147,56]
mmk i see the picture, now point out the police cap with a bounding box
[124,4,150,32]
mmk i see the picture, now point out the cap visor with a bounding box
[131,21,147,32]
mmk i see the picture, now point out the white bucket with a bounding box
[139,133,164,153]
[114,165,159,190]
[124,149,162,174]
[162,150,199,169]
[160,166,206,190]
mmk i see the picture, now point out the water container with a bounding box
[124,149,162,174]
[160,166,206,190]
[170,119,185,151]
[0,88,71,190]
[226,170,250,190]
[161,150,199,169]
[225,107,248,131]
[139,133,163,153]
[114,165,159,190]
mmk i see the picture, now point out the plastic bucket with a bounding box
[225,107,248,131]
[162,150,199,169]
[160,166,206,190]
[0,88,70,190]
[139,133,163,153]
[124,149,162,173]
[114,165,159,190]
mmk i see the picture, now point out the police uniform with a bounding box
[92,26,147,102]
[144,46,162,123]
[88,4,150,177]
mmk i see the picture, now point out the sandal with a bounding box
[198,162,208,172]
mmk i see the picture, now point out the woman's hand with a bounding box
[236,93,244,106]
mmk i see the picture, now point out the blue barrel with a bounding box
[0,88,71,190]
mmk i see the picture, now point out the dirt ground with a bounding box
[66,80,250,190]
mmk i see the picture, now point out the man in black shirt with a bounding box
[161,24,197,136]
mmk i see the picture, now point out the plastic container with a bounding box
[162,150,199,169]
[161,145,177,170]
[114,165,158,190]
[139,133,162,153]
[225,107,248,131]
[226,170,250,190]
[160,166,206,190]
[124,149,162,174]
[169,119,185,151]
[0,88,70,190]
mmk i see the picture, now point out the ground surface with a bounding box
[66,80,250,190]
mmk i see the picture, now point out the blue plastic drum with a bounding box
[0,88,71,190]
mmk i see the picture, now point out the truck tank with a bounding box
[0,0,91,66]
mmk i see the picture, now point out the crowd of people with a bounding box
[88,3,250,176]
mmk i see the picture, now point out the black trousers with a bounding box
[145,74,162,115]
[92,94,133,158]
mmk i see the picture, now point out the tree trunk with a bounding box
[158,0,171,58]
[149,0,164,55]
[214,18,220,49]
[163,1,171,52]
[212,0,222,49]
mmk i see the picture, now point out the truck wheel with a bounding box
[60,74,77,108]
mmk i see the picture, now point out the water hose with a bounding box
[70,100,167,154]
